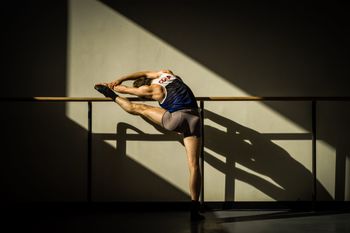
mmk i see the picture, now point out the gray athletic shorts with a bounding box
[162,108,202,138]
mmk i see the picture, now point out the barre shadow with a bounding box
[115,120,184,156]
[92,120,188,201]
[204,109,333,201]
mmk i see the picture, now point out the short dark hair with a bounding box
[133,76,153,87]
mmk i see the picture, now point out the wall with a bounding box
[1,0,349,203]
[0,1,87,202]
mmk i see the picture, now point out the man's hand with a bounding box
[107,80,122,89]
[113,85,127,93]
[95,80,122,90]
[94,82,109,87]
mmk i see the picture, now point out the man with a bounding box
[94,69,204,221]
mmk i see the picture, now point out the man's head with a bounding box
[133,76,153,88]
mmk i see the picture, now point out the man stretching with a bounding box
[94,69,204,221]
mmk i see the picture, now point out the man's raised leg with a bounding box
[94,84,166,126]
[115,96,166,126]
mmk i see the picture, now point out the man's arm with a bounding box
[114,85,153,97]
[103,71,159,90]
[98,69,173,90]
[112,69,174,86]
[117,70,160,83]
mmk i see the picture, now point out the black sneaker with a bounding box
[94,84,118,100]
[191,212,205,222]
[190,200,205,222]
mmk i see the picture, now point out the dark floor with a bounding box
[3,205,350,233]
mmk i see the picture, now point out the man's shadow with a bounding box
[203,109,333,201]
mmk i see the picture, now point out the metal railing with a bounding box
[2,96,350,205]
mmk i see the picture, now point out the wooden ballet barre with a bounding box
[1,95,349,205]
[1,96,350,102]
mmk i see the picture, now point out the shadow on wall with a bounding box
[317,102,350,201]
[99,0,350,148]
[99,111,332,202]
[0,1,190,202]
[100,0,350,97]
[100,0,349,201]
[0,1,85,202]
[92,121,189,201]
[0,102,87,201]
[0,105,191,202]
[1,0,346,203]
[2,1,68,97]
[204,109,332,201]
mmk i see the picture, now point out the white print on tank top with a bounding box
[151,73,177,104]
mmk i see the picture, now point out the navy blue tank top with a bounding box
[151,73,198,113]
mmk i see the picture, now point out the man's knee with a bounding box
[127,103,148,115]
[122,103,138,115]
[188,159,200,171]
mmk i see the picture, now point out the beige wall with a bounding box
[66,0,349,201]
[1,0,348,203]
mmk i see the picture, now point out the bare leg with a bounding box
[114,96,166,126]
[183,136,202,201]
[184,136,204,221]
[114,96,203,220]
[115,96,202,199]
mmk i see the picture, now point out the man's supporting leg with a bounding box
[183,136,204,221]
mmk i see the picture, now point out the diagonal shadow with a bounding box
[91,121,188,201]
[99,0,350,144]
[99,0,350,200]
[0,0,190,203]
[2,0,346,205]
[95,111,332,201]
[0,103,190,202]
[204,109,333,201]
[100,0,349,98]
